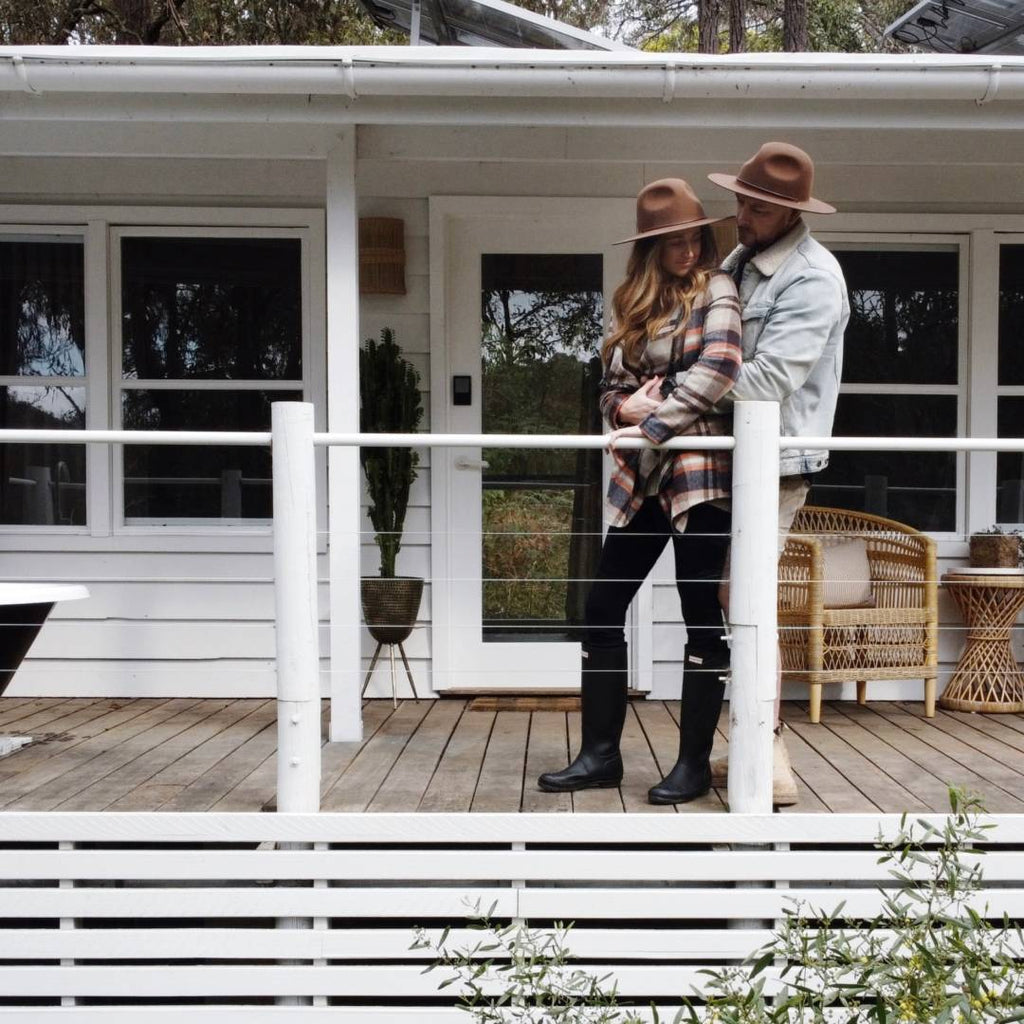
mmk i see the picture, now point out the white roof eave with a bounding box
[0,45,1020,103]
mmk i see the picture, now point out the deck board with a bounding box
[471,709,529,812]
[0,696,1021,813]
[418,706,494,812]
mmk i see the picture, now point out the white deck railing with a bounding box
[4,403,1024,815]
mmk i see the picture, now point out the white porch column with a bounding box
[727,401,780,814]
[272,402,321,812]
[326,130,363,742]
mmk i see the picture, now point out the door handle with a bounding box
[454,457,490,471]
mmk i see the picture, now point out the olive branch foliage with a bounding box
[415,788,1024,1023]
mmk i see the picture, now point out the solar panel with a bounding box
[885,0,1024,54]
[358,0,630,50]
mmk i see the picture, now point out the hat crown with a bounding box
[737,142,814,204]
[636,178,707,236]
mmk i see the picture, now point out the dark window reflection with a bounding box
[121,237,301,381]
[833,250,958,386]
[999,245,1024,386]
[809,394,957,532]
[481,253,603,642]
[997,397,1024,522]
[123,389,298,520]
[0,237,85,378]
[0,386,86,525]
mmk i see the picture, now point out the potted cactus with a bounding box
[359,329,424,676]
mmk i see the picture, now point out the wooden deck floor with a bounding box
[0,696,1022,813]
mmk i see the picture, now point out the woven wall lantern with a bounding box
[359,217,406,295]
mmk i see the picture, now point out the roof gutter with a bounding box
[2,48,1024,104]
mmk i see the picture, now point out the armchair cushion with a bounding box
[822,539,876,609]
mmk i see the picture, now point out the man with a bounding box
[708,141,850,805]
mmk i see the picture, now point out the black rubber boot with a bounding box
[647,648,729,805]
[537,644,627,792]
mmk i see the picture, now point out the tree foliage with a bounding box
[0,0,917,51]
[618,0,913,53]
[0,0,398,46]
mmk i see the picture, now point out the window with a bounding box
[117,234,303,524]
[809,246,961,533]
[0,234,87,526]
[997,244,1024,524]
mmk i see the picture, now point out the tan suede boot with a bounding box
[709,724,799,806]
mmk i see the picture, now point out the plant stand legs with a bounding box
[361,641,419,707]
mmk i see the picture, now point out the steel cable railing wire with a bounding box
[3,423,1024,792]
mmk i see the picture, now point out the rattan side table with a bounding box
[940,570,1024,713]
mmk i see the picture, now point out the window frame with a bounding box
[0,205,325,552]
[816,231,970,543]
[0,223,96,536]
[991,232,1024,529]
[111,225,311,532]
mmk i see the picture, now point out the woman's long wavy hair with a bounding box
[603,225,720,370]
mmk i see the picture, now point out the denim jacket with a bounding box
[720,221,849,477]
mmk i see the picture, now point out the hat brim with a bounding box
[707,172,836,215]
[614,214,735,246]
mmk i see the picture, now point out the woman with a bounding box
[537,178,742,805]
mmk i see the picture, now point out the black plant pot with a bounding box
[360,576,423,645]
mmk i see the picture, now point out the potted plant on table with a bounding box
[359,328,425,697]
[969,525,1024,568]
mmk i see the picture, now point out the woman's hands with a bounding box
[605,424,644,451]
[615,375,663,425]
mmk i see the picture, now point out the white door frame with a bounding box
[428,196,650,692]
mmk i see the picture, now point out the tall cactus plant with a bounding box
[359,328,423,578]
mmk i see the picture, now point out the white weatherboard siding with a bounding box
[0,59,1022,697]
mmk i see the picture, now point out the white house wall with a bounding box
[0,163,328,698]
[2,115,1024,699]
[356,121,1024,701]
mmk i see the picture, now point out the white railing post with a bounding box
[728,401,780,814]
[272,401,322,813]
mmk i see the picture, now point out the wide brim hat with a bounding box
[708,142,836,215]
[615,177,733,245]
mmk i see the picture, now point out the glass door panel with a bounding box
[480,253,603,643]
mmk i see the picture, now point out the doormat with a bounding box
[468,696,581,712]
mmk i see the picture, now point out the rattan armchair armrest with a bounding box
[778,535,824,613]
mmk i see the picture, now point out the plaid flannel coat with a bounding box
[601,269,742,530]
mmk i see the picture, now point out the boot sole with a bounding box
[537,777,622,793]
[647,784,711,805]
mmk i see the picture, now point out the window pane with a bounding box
[122,389,299,520]
[999,245,1024,385]
[0,385,86,525]
[808,394,957,532]
[480,253,603,642]
[121,237,301,381]
[833,249,958,385]
[0,236,85,377]
[997,397,1024,523]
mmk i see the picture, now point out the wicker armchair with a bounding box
[778,506,938,723]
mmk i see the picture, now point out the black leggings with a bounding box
[584,498,731,654]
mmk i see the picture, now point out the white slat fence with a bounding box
[0,811,1022,1020]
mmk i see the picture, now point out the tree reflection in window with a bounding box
[811,249,959,532]
[0,237,86,526]
[480,254,603,643]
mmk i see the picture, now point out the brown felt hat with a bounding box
[615,178,732,245]
[708,142,836,215]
